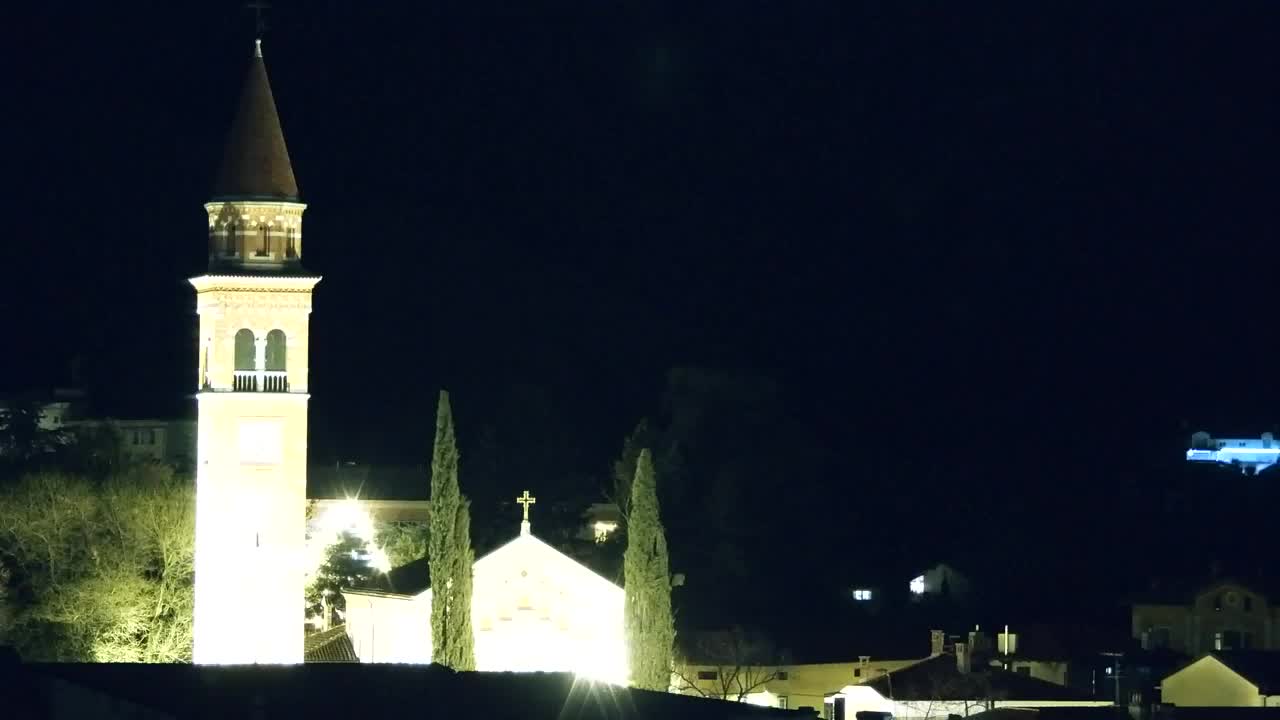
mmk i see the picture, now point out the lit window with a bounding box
[910,575,926,594]
[593,520,618,543]
[853,589,873,601]
[1219,630,1245,650]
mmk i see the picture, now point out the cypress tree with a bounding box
[427,390,475,669]
[624,448,675,690]
[451,496,476,670]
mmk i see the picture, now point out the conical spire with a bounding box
[212,42,299,201]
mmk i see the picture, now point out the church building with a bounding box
[189,42,628,678]
[191,39,319,665]
[343,492,629,685]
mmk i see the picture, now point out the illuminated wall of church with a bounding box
[343,532,628,684]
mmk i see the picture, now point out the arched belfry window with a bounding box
[234,329,256,371]
[256,225,270,257]
[225,224,237,256]
[265,330,286,371]
[285,228,297,258]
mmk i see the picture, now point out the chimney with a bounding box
[931,629,946,656]
[969,626,988,654]
[999,626,1018,656]
[955,642,970,674]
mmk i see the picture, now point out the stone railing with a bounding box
[233,370,289,393]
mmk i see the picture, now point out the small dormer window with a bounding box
[256,225,270,257]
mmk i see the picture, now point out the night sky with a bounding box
[6,3,1279,629]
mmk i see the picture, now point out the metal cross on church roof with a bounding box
[516,490,536,522]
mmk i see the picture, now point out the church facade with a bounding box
[191,40,319,665]
[343,500,629,685]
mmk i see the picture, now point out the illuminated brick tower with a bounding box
[191,39,319,664]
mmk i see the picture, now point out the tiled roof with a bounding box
[303,626,359,663]
[212,45,298,201]
[860,653,1093,702]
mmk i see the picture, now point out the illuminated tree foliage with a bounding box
[427,390,475,670]
[375,521,430,570]
[304,531,375,627]
[624,448,675,690]
[0,465,194,662]
[450,496,475,669]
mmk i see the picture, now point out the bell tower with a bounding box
[191,39,319,664]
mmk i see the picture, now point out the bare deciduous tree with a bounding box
[673,626,790,702]
[898,669,1005,719]
[0,465,194,661]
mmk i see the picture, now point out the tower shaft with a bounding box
[191,42,318,665]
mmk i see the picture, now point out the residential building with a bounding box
[0,388,195,470]
[674,657,922,712]
[1161,651,1280,708]
[1186,432,1278,474]
[824,650,1111,719]
[1132,580,1280,655]
[910,563,973,603]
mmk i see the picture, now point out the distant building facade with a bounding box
[1133,580,1280,655]
[910,563,973,602]
[1186,432,1278,474]
[0,388,195,470]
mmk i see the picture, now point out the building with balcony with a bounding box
[1186,432,1278,475]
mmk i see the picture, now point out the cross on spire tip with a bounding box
[516,491,537,534]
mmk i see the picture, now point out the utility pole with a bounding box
[1101,652,1124,706]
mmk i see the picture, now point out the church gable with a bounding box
[470,533,622,628]
[470,532,626,679]
[341,524,627,681]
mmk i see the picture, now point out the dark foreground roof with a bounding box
[7,662,813,720]
[860,653,1093,702]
